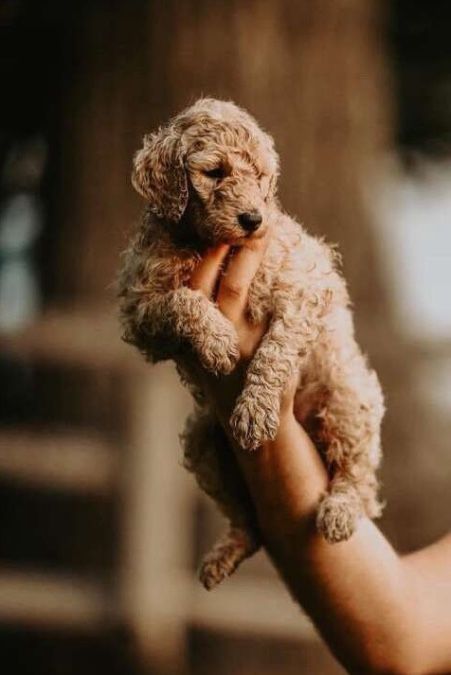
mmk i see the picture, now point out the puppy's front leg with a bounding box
[162,287,240,375]
[229,318,300,450]
[230,289,331,450]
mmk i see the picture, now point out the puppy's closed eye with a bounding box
[203,167,227,180]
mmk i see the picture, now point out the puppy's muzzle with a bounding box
[238,211,263,233]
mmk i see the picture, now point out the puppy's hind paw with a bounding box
[199,555,235,591]
[230,395,279,450]
[199,526,259,590]
[316,492,360,543]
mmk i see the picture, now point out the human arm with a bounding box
[190,240,451,675]
[241,413,451,675]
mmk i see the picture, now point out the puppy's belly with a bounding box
[294,379,329,423]
[293,358,331,453]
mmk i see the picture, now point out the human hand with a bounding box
[189,238,326,539]
[189,237,297,432]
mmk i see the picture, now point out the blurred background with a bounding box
[0,0,450,673]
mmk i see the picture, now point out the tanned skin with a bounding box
[189,237,451,675]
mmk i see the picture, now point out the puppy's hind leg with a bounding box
[199,527,259,591]
[316,475,363,543]
[315,356,384,543]
[181,409,260,589]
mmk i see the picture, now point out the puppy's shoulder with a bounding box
[271,212,334,269]
[120,207,200,293]
[271,212,347,294]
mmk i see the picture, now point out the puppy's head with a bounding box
[132,98,279,245]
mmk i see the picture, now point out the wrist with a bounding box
[236,413,328,539]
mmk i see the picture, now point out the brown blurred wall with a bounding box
[53,0,448,554]
[54,0,390,307]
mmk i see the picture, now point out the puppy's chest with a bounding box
[246,261,277,321]
[246,234,300,321]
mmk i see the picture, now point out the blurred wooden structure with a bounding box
[1,1,388,674]
[1,1,450,675]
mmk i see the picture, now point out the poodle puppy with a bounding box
[118,98,385,590]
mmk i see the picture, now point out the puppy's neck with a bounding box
[170,216,210,253]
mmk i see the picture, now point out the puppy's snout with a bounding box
[238,211,263,233]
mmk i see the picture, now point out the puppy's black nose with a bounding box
[238,211,263,232]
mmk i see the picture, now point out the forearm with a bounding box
[233,413,423,674]
[187,239,450,673]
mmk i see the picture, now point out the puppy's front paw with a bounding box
[198,330,240,375]
[230,392,280,450]
[316,491,360,543]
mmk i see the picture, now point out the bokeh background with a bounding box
[0,1,450,673]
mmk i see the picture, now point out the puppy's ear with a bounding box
[131,126,188,222]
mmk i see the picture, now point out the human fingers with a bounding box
[216,236,268,324]
[281,373,300,418]
[190,244,230,298]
